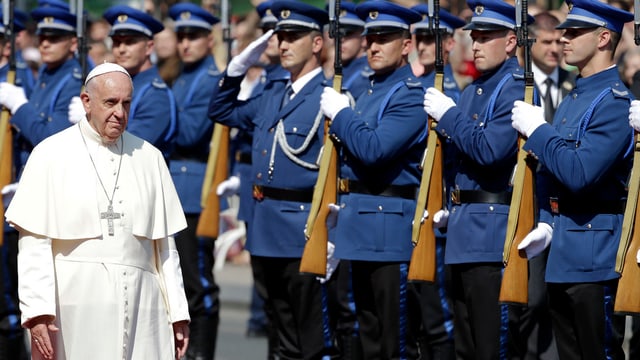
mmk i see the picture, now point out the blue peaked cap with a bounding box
[271,0,328,33]
[356,0,422,35]
[169,3,219,33]
[557,0,633,34]
[464,0,534,31]
[327,2,365,29]
[104,5,164,38]
[31,5,76,35]
[257,1,277,29]
[411,5,465,34]
[37,0,70,12]
[0,9,29,33]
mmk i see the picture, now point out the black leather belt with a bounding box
[549,197,625,215]
[338,179,417,200]
[235,151,252,165]
[252,185,313,202]
[451,189,512,205]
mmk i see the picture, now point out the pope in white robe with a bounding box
[5,63,191,360]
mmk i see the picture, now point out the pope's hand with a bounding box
[326,203,340,229]
[226,29,274,77]
[216,176,241,197]
[173,320,190,360]
[27,315,58,360]
[320,87,350,120]
[511,100,545,137]
[517,222,552,259]
[629,100,640,132]
[0,82,27,114]
[423,87,455,122]
[68,96,86,124]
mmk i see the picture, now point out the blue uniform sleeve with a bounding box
[175,75,218,147]
[207,72,259,131]
[330,85,426,166]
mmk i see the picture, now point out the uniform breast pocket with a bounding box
[281,122,313,149]
[563,214,617,271]
[355,197,409,251]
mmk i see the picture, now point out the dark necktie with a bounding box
[543,77,555,124]
[280,85,293,109]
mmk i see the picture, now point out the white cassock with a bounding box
[6,119,189,360]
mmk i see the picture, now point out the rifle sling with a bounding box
[338,178,417,200]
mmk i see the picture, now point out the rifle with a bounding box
[499,0,536,305]
[74,0,89,87]
[299,0,342,276]
[196,0,232,239]
[614,0,640,315]
[408,0,444,283]
[0,0,16,247]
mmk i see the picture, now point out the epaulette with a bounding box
[512,72,525,80]
[152,78,168,89]
[16,60,27,70]
[611,86,630,99]
[360,67,374,77]
[72,67,82,80]
[443,77,457,90]
[207,65,221,77]
[405,78,423,89]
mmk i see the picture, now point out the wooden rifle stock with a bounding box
[299,74,341,276]
[196,124,230,238]
[0,67,15,247]
[614,133,640,314]
[499,0,535,305]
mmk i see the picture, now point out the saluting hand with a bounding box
[0,82,28,114]
[320,87,349,120]
[423,87,455,122]
[226,29,274,77]
[629,100,640,132]
[511,100,545,138]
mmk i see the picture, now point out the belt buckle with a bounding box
[235,151,242,162]
[338,178,350,193]
[451,189,460,205]
[549,197,559,214]
[253,185,264,201]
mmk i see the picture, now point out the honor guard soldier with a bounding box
[209,1,334,358]
[511,1,634,358]
[412,5,465,102]
[320,1,425,358]
[410,7,465,359]
[168,3,221,360]
[422,0,534,358]
[102,5,177,159]
[0,9,32,360]
[334,1,370,99]
[216,1,289,356]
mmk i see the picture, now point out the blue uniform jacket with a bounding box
[435,57,525,265]
[341,55,372,100]
[170,56,220,214]
[230,64,290,223]
[329,64,426,262]
[0,56,35,98]
[208,70,326,258]
[524,67,633,283]
[129,66,177,158]
[420,64,461,103]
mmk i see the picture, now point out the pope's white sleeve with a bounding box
[159,235,190,323]
[17,232,56,327]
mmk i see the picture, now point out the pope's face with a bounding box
[82,72,132,144]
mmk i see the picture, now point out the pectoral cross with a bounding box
[100,203,121,236]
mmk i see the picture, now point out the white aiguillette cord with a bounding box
[79,125,124,236]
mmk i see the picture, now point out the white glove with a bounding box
[629,100,640,132]
[636,248,640,264]
[511,100,545,138]
[517,222,552,259]
[423,87,455,122]
[216,176,241,197]
[326,203,340,229]
[1,182,18,208]
[417,209,449,229]
[68,96,86,124]
[227,29,274,77]
[0,82,27,114]
[318,242,340,284]
[320,87,350,120]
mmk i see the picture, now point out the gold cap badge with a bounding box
[474,5,484,16]
[117,14,128,23]
[369,11,378,20]
[180,11,191,20]
[281,9,291,19]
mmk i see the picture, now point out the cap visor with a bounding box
[462,21,511,31]
[110,29,152,38]
[362,26,404,36]
[275,24,314,33]
[556,19,599,30]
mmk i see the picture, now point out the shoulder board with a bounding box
[16,60,27,69]
[360,67,374,77]
[511,72,525,80]
[152,78,168,89]
[611,86,630,99]
[207,65,220,77]
[72,67,83,80]
[443,77,457,89]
